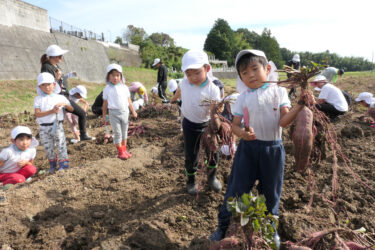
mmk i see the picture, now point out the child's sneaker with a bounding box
[70,138,79,144]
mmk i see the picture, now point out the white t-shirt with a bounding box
[318,83,348,112]
[103,83,130,111]
[233,83,291,141]
[180,78,221,123]
[0,144,36,173]
[34,93,70,124]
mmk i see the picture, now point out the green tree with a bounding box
[204,18,235,65]
[232,32,252,61]
[123,25,147,46]
[236,28,260,48]
[149,32,175,47]
[257,29,283,68]
[114,36,122,45]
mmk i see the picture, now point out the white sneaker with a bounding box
[70,139,79,144]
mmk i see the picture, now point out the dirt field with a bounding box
[0,76,374,249]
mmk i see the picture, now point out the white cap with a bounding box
[69,85,87,99]
[235,49,268,67]
[181,49,209,72]
[355,92,373,102]
[152,58,161,67]
[151,86,158,94]
[292,54,300,62]
[313,75,327,82]
[11,126,32,139]
[46,45,68,57]
[106,63,122,74]
[168,79,178,92]
[37,72,55,86]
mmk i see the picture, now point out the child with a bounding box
[129,82,148,105]
[65,85,89,143]
[34,72,74,172]
[209,50,307,248]
[355,92,375,127]
[0,126,38,186]
[101,64,137,160]
[310,75,348,120]
[170,49,221,196]
[150,86,159,105]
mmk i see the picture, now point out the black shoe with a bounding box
[207,168,222,192]
[186,175,198,196]
[80,134,94,141]
[209,227,225,242]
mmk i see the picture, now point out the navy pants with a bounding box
[182,118,219,174]
[217,139,285,230]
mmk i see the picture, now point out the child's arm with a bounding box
[59,102,74,112]
[102,100,108,124]
[17,159,33,168]
[170,87,181,104]
[34,106,59,118]
[279,103,305,128]
[128,97,138,119]
[0,159,4,168]
[78,99,89,111]
[232,115,256,141]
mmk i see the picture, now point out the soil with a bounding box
[0,78,374,250]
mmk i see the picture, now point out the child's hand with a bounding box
[132,111,138,119]
[241,127,256,141]
[52,105,61,114]
[17,160,29,168]
[102,116,107,125]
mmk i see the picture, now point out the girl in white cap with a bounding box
[355,92,375,127]
[102,64,137,160]
[34,72,74,172]
[0,126,38,186]
[129,82,148,105]
[65,85,89,143]
[170,49,222,196]
[40,44,93,141]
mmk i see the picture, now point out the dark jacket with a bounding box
[41,62,68,95]
[157,64,168,84]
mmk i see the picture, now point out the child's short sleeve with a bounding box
[279,87,291,108]
[0,148,10,161]
[34,96,41,109]
[232,92,246,117]
[103,86,109,101]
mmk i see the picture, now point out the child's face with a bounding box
[360,100,369,107]
[185,65,209,85]
[39,82,55,95]
[12,135,31,151]
[239,61,270,89]
[73,93,82,99]
[108,71,122,84]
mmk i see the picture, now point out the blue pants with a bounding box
[217,139,285,230]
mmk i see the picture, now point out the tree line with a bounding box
[116,19,374,73]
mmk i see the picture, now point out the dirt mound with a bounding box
[0,89,375,249]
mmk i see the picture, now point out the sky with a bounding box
[24,0,375,62]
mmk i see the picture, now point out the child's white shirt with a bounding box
[0,144,36,173]
[233,83,291,141]
[34,93,70,124]
[103,83,130,111]
[180,78,221,123]
[318,83,348,112]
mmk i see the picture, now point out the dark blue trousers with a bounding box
[217,139,285,230]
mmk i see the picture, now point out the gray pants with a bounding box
[109,109,129,144]
[39,122,68,161]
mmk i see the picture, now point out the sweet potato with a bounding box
[293,107,314,173]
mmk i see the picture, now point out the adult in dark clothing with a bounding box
[286,54,301,98]
[152,58,168,103]
[212,77,225,99]
[40,44,93,141]
[92,91,104,116]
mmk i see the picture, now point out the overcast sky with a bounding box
[25,0,375,62]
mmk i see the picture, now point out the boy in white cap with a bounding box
[170,49,222,196]
[210,50,308,248]
[310,75,348,120]
[0,126,38,186]
[34,72,74,172]
[102,64,137,160]
[355,92,375,127]
[129,82,148,105]
[152,58,169,103]
[65,85,89,143]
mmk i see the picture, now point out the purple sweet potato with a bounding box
[293,107,314,173]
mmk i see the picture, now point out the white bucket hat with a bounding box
[152,58,161,67]
[36,72,61,95]
[46,45,69,57]
[181,49,210,72]
[355,92,373,103]
[106,63,125,84]
[69,85,87,99]
[151,86,158,94]
[168,79,178,92]
[292,54,300,62]
[11,126,39,148]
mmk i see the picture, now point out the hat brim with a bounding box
[182,63,205,72]
[49,49,69,57]
[235,50,268,67]
[355,97,362,102]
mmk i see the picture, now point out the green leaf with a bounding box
[240,214,250,226]
[252,219,260,232]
